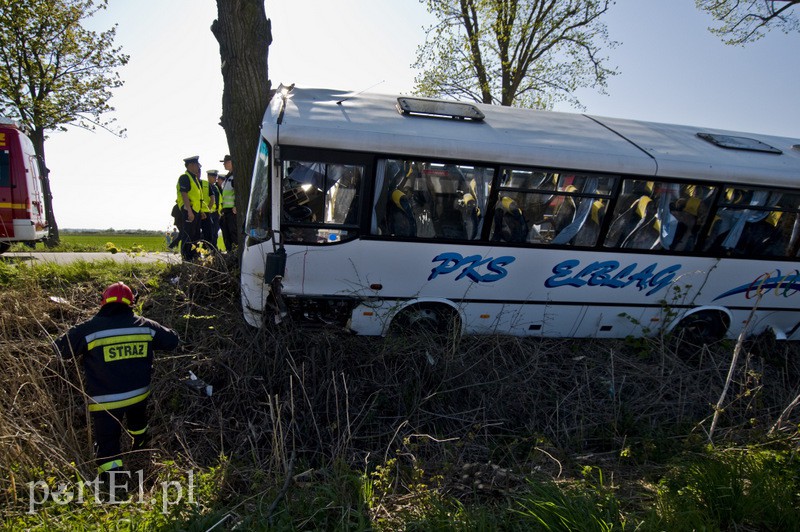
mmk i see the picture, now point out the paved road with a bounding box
[1,252,182,265]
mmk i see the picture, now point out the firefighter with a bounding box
[54,282,180,479]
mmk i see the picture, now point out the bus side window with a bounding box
[281,161,363,244]
[492,170,614,246]
[604,179,716,252]
[704,188,782,256]
[739,192,800,257]
[375,159,493,240]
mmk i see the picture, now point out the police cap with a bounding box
[220,154,231,163]
[183,155,200,166]
[207,169,219,176]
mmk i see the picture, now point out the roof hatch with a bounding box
[697,132,782,154]
[396,97,484,121]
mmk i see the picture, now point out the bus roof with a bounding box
[264,87,800,187]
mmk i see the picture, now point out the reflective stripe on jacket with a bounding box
[221,174,235,209]
[54,305,180,411]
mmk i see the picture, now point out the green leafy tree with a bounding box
[413,0,616,108]
[0,0,128,245]
[212,0,272,258]
[697,0,799,44]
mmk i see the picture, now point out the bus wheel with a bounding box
[389,304,460,338]
[0,242,9,254]
[673,310,729,348]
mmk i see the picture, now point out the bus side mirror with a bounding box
[265,247,286,283]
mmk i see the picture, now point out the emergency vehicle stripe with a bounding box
[88,387,151,412]
[98,459,123,473]
[85,327,156,344]
[0,202,28,209]
[87,334,153,350]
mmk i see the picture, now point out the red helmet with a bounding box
[101,282,134,307]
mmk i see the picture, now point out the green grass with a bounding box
[1,260,798,530]
[5,231,225,253]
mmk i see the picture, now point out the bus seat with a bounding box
[492,196,528,243]
[621,196,659,249]
[605,195,646,247]
[571,200,605,246]
[459,192,480,239]
[433,166,469,239]
[761,211,795,256]
[386,189,417,237]
[551,185,578,236]
[739,212,782,255]
[669,196,703,251]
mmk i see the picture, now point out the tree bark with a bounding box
[30,127,60,246]
[212,0,272,258]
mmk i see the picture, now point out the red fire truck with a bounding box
[0,117,48,253]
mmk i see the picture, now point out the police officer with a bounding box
[177,156,204,260]
[203,169,220,250]
[54,282,180,479]
[218,154,238,253]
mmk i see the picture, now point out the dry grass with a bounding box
[2,255,800,517]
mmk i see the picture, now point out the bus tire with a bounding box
[673,310,729,347]
[388,303,461,338]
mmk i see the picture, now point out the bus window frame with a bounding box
[488,166,620,248]
[701,183,800,257]
[277,146,374,246]
[369,155,499,242]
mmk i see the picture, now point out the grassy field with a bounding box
[1,258,799,530]
[6,230,225,253]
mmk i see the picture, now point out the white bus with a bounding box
[241,85,800,342]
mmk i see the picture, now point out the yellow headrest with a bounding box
[501,196,518,213]
[590,200,603,225]
[565,185,578,193]
[636,196,652,219]
[391,189,406,209]
[766,211,782,227]
[684,196,701,216]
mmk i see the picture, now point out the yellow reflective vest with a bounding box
[176,171,202,212]
[200,180,213,213]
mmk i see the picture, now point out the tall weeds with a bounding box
[1,256,799,527]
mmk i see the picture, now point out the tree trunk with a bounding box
[30,127,60,246]
[212,0,272,259]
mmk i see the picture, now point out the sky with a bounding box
[42,0,800,231]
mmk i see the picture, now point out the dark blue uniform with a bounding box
[55,303,179,474]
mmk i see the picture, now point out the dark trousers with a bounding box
[181,210,201,260]
[220,208,238,252]
[91,400,149,474]
[169,204,183,249]
[201,212,219,251]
